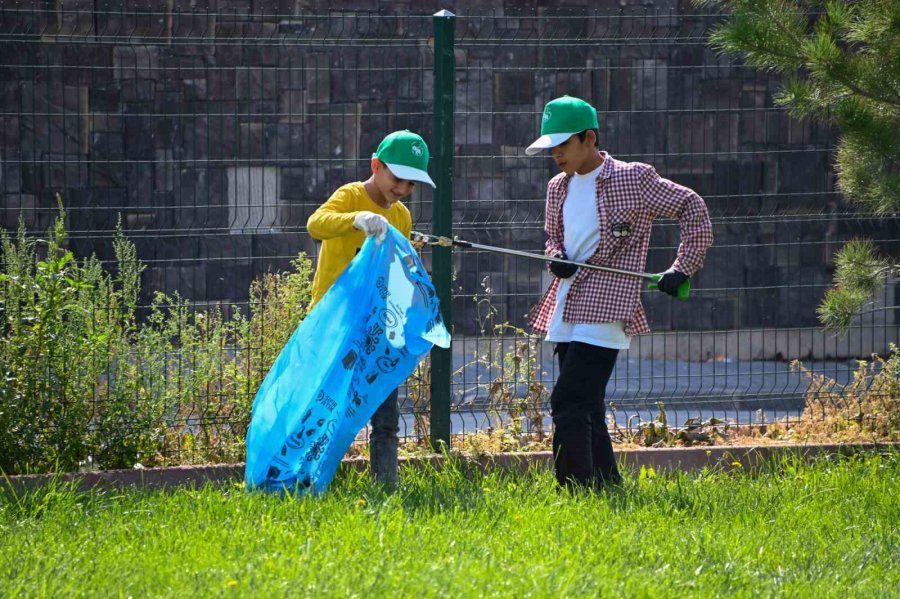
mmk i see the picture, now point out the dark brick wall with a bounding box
[1,1,895,334]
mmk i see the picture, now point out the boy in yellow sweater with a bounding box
[306,130,436,488]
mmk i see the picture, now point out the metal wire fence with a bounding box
[441,7,897,447]
[0,2,896,467]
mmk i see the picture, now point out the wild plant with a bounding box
[0,206,313,473]
[787,345,899,442]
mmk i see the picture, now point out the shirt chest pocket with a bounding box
[605,207,645,255]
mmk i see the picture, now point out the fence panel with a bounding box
[446,7,898,444]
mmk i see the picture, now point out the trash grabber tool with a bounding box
[411,231,691,300]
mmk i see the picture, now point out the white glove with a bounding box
[353,211,388,243]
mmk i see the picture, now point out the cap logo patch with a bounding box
[411,142,424,157]
[542,109,551,122]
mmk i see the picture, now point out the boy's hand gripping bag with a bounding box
[245,226,450,493]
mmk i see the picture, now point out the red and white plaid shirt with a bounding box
[529,152,713,336]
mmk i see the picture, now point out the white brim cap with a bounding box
[525,132,577,156]
[383,162,436,188]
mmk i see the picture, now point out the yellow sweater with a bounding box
[307,181,412,307]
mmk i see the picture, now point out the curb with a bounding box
[4,442,896,493]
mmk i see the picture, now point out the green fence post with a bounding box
[430,9,455,452]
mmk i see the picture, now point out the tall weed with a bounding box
[788,345,899,442]
[0,209,313,474]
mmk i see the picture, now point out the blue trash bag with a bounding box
[245,225,451,493]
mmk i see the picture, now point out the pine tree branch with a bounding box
[825,71,900,108]
[764,1,809,57]
[721,1,900,107]
[737,40,805,65]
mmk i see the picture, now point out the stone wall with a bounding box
[1,0,896,339]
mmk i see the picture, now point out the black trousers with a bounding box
[550,341,621,489]
[369,388,399,487]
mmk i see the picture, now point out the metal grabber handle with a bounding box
[411,231,691,300]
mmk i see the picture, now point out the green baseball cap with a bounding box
[373,130,436,188]
[525,96,599,155]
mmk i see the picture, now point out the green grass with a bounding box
[1,452,898,598]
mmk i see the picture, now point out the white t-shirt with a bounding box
[546,164,631,350]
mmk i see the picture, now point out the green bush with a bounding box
[0,209,312,474]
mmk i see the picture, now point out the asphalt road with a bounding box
[396,346,863,434]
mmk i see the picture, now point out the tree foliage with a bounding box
[697,0,900,329]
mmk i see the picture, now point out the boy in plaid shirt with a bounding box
[526,96,713,490]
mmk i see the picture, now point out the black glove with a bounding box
[657,270,688,297]
[549,251,577,279]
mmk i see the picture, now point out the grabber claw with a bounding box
[411,231,453,247]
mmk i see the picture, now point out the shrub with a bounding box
[0,209,313,474]
[0,210,124,472]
